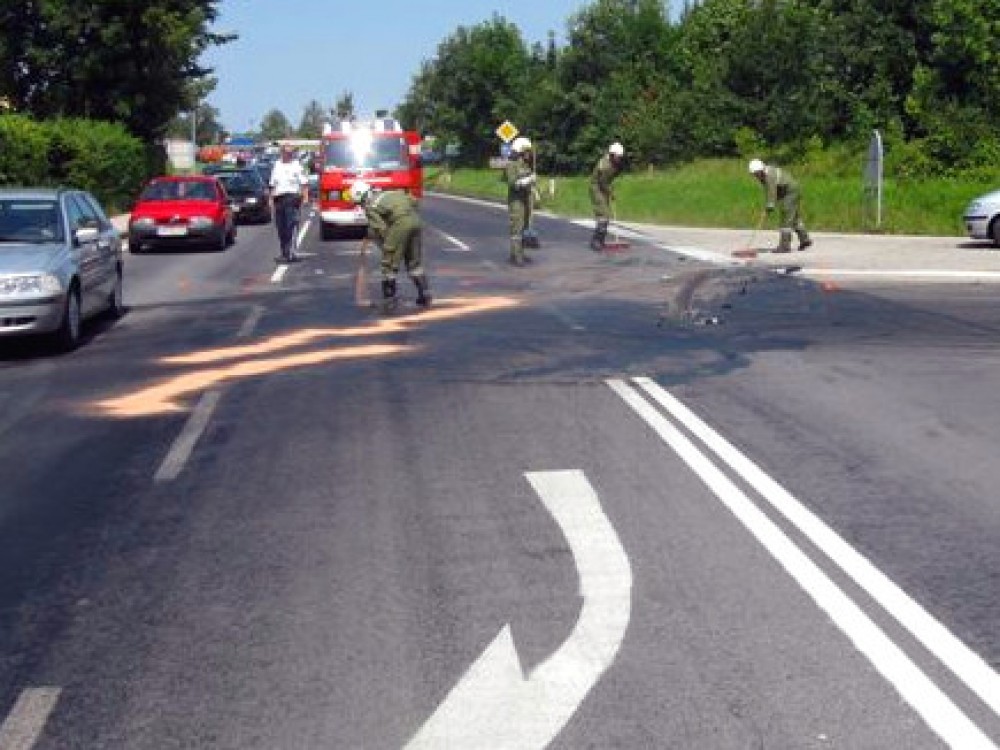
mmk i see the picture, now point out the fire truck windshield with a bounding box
[324,136,408,171]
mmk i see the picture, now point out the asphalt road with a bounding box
[1,195,999,749]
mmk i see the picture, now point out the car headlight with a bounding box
[0,273,63,298]
[131,216,155,228]
[245,197,258,205]
[189,216,215,229]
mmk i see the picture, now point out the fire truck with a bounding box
[317,117,423,240]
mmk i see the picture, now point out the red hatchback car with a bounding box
[128,175,236,253]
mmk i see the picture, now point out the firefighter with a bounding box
[351,181,431,311]
[748,158,813,253]
[589,142,625,251]
[504,136,537,266]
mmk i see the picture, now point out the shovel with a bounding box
[354,238,371,307]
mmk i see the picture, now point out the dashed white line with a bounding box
[610,378,998,749]
[438,230,471,252]
[154,389,222,483]
[0,688,61,750]
[270,264,289,284]
[236,305,264,339]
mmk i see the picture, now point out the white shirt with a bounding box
[269,159,308,196]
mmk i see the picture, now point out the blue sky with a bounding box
[202,1,680,134]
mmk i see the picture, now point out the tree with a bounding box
[0,0,234,142]
[259,109,292,141]
[333,92,355,122]
[398,15,531,165]
[298,99,328,137]
[166,101,224,144]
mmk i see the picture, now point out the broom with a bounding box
[733,209,766,259]
[354,238,371,307]
[603,196,630,251]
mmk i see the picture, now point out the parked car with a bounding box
[214,168,272,224]
[963,189,1000,246]
[0,188,124,351]
[128,176,236,253]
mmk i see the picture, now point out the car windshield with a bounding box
[0,199,64,244]
[140,180,217,202]
[216,172,260,193]
[323,135,408,171]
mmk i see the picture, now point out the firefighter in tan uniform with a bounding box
[351,181,431,311]
[504,136,537,266]
[590,142,625,251]
[749,158,813,253]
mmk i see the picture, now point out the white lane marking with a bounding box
[437,230,471,251]
[154,389,222,483]
[0,688,61,750]
[801,268,1000,282]
[236,305,264,339]
[406,470,631,750]
[609,379,997,750]
[657,244,743,265]
[295,218,310,250]
[632,376,1000,718]
[270,264,288,284]
[569,219,647,242]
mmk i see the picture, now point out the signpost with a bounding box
[863,129,883,230]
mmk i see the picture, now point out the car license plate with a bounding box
[157,226,188,237]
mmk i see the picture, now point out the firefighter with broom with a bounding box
[748,158,813,253]
[589,142,625,252]
[350,181,431,312]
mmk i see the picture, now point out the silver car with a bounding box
[0,188,124,351]
[963,188,1000,246]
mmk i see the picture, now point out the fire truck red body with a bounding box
[317,118,422,240]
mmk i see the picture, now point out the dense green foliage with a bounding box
[0,115,148,211]
[398,0,1000,179]
[0,0,232,143]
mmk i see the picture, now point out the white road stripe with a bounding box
[802,268,1000,282]
[437,230,471,251]
[270,264,288,284]
[236,305,264,339]
[632,376,1000,718]
[154,389,222,483]
[0,688,61,750]
[609,379,997,750]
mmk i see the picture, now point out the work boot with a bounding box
[590,220,609,251]
[796,229,813,251]
[380,278,398,313]
[413,274,432,308]
[774,229,793,254]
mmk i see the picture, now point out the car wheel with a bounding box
[107,266,125,319]
[227,222,237,246]
[320,222,336,241]
[54,285,82,352]
[991,218,1000,248]
[128,234,142,254]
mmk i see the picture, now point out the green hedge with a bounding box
[0,114,150,212]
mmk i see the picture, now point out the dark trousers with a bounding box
[274,194,301,255]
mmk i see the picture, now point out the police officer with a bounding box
[269,145,310,263]
[504,136,536,267]
[590,142,625,251]
[748,158,813,253]
[351,181,431,311]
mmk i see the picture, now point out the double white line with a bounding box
[609,377,1000,749]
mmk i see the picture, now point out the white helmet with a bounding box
[609,142,625,157]
[748,158,766,174]
[511,136,532,154]
[350,181,373,204]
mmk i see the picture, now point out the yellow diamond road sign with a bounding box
[496,120,519,143]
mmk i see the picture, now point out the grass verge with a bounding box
[426,159,995,236]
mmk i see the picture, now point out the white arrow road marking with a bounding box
[0,688,61,750]
[437,230,471,252]
[406,470,632,750]
[610,379,998,750]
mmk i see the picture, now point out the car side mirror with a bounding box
[74,226,100,246]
